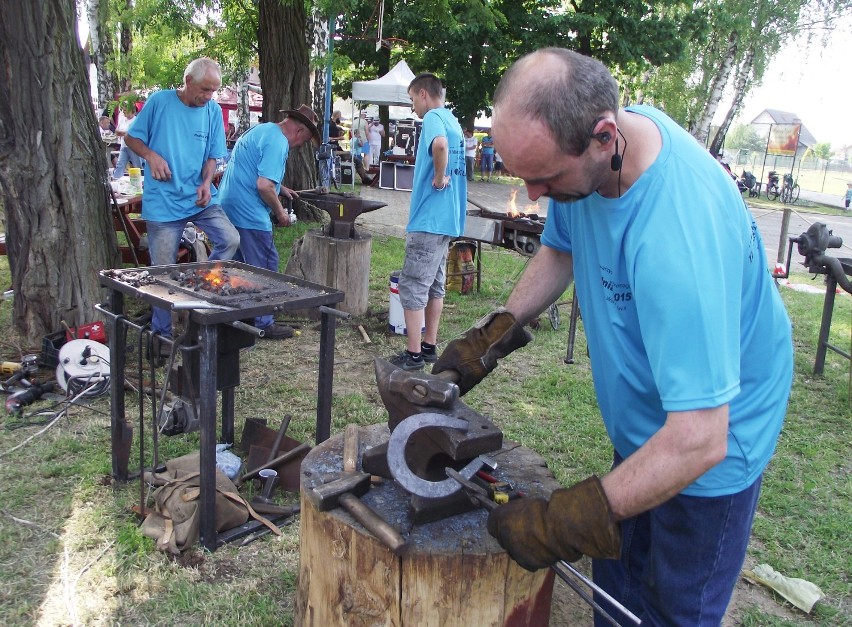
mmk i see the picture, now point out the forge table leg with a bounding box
[814,275,838,375]
[108,289,131,481]
[316,309,335,444]
[198,323,218,551]
[564,288,581,365]
[222,386,235,444]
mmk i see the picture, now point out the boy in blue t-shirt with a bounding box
[387,73,467,371]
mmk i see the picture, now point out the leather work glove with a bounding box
[432,308,532,395]
[486,476,621,572]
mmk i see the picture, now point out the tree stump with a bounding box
[296,423,560,626]
[284,228,371,316]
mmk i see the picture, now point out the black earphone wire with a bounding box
[615,128,627,197]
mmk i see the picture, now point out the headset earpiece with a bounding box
[596,132,611,144]
[611,137,622,171]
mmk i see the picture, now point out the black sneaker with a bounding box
[260,323,295,339]
[420,347,438,364]
[388,350,425,371]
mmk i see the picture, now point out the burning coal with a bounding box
[169,266,262,297]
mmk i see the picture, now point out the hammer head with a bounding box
[374,357,459,428]
[305,471,371,512]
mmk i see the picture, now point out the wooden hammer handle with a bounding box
[342,424,360,473]
[338,492,405,554]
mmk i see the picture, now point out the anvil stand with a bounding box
[812,259,852,375]
[100,289,344,551]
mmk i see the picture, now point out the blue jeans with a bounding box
[465,156,475,181]
[592,452,763,626]
[146,205,240,335]
[480,153,494,175]
[233,227,278,329]
[112,144,143,178]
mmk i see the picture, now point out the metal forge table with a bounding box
[99,261,344,550]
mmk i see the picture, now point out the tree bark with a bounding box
[0,0,119,343]
[709,47,756,158]
[691,31,739,146]
[85,0,117,109]
[258,0,321,221]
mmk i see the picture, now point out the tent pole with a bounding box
[323,17,334,144]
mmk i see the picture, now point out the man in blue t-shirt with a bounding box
[433,48,793,625]
[388,73,467,371]
[479,133,494,181]
[218,105,320,338]
[125,57,240,352]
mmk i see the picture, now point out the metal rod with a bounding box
[557,560,642,626]
[171,301,233,311]
[319,305,351,319]
[550,564,622,627]
[228,320,265,337]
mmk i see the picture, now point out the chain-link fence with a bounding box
[728,150,850,197]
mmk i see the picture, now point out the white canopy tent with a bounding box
[348,60,418,188]
[351,60,416,106]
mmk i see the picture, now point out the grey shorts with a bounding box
[398,232,453,310]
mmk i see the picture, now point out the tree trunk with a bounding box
[235,67,251,134]
[258,0,321,222]
[691,31,739,146]
[0,0,119,343]
[85,0,117,109]
[709,47,756,158]
[118,0,132,93]
[311,12,328,137]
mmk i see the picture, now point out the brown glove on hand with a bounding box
[486,476,621,572]
[432,308,532,395]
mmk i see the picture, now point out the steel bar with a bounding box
[228,320,265,337]
[556,560,641,626]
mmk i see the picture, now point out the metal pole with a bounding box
[323,17,334,144]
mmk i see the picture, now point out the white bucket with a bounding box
[388,272,426,336]
[388,272,406,335]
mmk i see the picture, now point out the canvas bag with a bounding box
[141,451,280,553]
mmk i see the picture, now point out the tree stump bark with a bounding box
[296,423,560,626]
[285,228,371,316]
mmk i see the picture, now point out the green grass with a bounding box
[0,224,850,624]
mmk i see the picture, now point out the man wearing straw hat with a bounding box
[218,105,321,339]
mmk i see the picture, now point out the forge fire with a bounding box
[168,267,262,296]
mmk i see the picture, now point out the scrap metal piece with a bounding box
[387,413,484,498]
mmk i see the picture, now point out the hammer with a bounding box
[305,424,406,554]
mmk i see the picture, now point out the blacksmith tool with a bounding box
[297,189,387,239]
[445,468,641,627]
[236,443,311,487]
[370,359,502,480]
[305,425,406,554]
[254,468,278,505]
[386,413,492,499]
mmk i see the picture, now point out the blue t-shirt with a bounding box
[407,107,467,237]
[218,123,289,231]
[481,135,495,155]
[541,105,792,497]
[127,90,227,221]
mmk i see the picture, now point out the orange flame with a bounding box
[507,189,521,217]
[204,268,225,287]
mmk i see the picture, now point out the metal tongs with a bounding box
[446,468,641,627]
